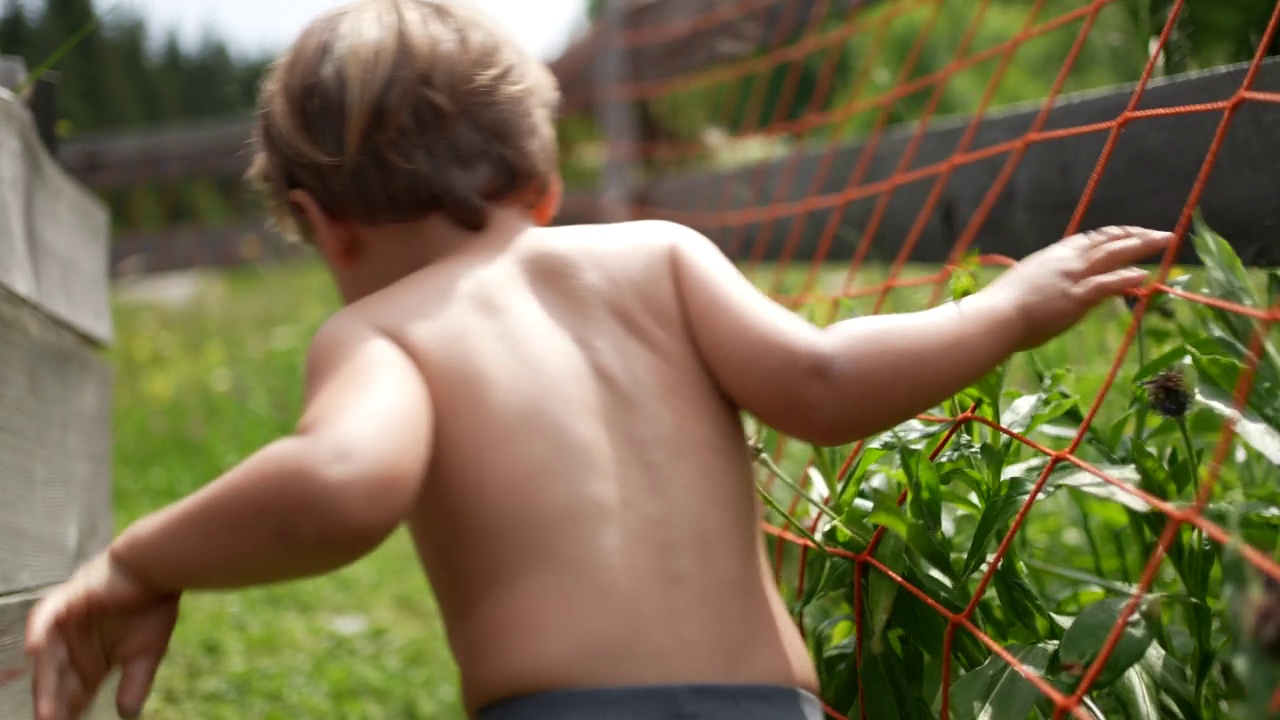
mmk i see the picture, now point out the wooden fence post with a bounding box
[0,54,27,91]
[30,70,59,157]
[0,84,115,719]
[0,55,60,157]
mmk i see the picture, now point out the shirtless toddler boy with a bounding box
[22,1,1173,718]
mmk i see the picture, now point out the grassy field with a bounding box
[109,252,1270,718]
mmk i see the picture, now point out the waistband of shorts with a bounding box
[476,682,825,720]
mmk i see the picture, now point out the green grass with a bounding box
[112,262,466,720]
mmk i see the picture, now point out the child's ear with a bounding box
[288,190,361,267]
[531,175,563,227]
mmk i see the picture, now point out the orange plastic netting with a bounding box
[569,1,1280,719]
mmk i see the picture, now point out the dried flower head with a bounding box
[1140,368,1192,418]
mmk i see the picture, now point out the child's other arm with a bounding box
[670,222,1172,446]
[108,313,433,592]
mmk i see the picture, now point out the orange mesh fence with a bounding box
[572,1,1280,718]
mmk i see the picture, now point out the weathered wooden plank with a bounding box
[0,92,39,302]
[0,288,113,596]
[110,219,307,277]
[0,591,119,719]
[0,91,113,345]
[58,118,254,191]
[0,56,26,92]
[0,591,41,720]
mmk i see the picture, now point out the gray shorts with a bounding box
[476,683,826,720]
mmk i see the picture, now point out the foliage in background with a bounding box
[1128,0,1280,74]
[0,0,267,135]
[757,222,1280,719]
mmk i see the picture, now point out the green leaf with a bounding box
[1002,393,1045,435]
[870,419,949,451]
[951,264,979,301]
[964,365,1007,417]
[810,444,838,495]
[1023,559,1141,598]
[1168,447,1197,497]
[1138,642,1199,720]
[902,546,967,609]
[1131,443,1171,501]
[1057,404,1124,463]
[1112,663,1161,720]
[1059,596,1154,690]
[801,591,853,646]
[1133,345,1190,384]
[1003,390,1077,439]
[1190,212,1258,308]
[866,532,906,655]
[906,521,955,582]
[949,643,1055,720]
[961,483,1029,580]
[942,467,984,497]
[1195,386,1280,464]
[868,498,910,545]
[858,649,916,720]
[994,560,1052,636]
[1185,347,1243,397]
[1052,465,1152,513]
[980,443,1005,492]
[902,447,943,534]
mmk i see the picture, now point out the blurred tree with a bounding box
[0,0,269,134]
[1130,0,1280,74]
[0,0,34,56]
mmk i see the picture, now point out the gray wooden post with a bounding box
[30,70,59,156]
[0,56,60,156]
[0,83,116,719]
[0,54,27,92]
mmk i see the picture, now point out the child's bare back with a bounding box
[18,3,1174,719]
[368,216,817,711]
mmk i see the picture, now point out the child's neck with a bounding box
[336,206,536,303]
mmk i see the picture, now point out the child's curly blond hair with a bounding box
[247,0,561,240]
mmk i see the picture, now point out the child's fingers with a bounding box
[1086,230,1174,274]
[1078,267,1149,303]
[32,634,67,720]
[117,657,161,720]
[1083,225,1142,247]
[25,596,56,657]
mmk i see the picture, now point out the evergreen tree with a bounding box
[0,0,33,57]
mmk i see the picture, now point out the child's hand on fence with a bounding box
[983,225,1174,351]
[24,552,180,720]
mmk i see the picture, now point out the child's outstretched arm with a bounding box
[110,313,434,590]
[22,313,433,720]
[671,222,1173,446]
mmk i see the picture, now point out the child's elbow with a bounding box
[772,341,856,448]
[301,442,422,552]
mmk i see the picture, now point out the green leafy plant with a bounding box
[759,218,1280,719]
